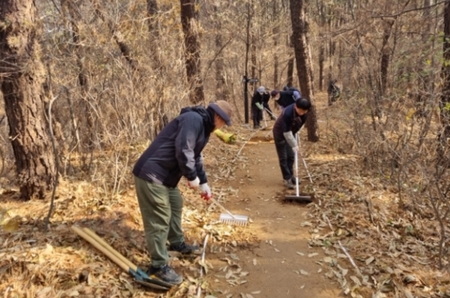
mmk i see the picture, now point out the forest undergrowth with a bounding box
[0,93,449,298]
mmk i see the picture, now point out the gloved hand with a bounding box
[292,146,299,152]
[200,183,212,201]
[255,102,264,110]
[188,177,200,188]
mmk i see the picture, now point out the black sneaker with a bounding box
[147,264,183,286]
[291,176,297,185]
[168,242,202,255]
[284,179,295,189]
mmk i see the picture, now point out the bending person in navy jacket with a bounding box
[133,100,232,286]
[272,98,311,189]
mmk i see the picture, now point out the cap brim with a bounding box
[210,103,231,126]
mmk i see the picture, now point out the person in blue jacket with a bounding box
[270,87,301,109]
[132,100,232,285]
[272,98,311,189]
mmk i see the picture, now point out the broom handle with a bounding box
[210,197,237,219]
[71,225,130,272]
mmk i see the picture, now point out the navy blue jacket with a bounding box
[133,106,215,188]
[272,103,307,142]
[276,89,301,108]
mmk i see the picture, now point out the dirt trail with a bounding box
[208,96,342,297]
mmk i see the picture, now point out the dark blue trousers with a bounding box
[274,138,294,180]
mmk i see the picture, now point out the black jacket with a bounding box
[272,103,307,142]
[133,106,215,188]
[276,90,300,108]
[251,92,265,107]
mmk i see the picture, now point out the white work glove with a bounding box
[292,146,298,152]
[283,131,297,148]
[188,177,200,188]
[255,102,264,110]
[199,183,212,201]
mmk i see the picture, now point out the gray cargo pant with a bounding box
[134,176,184,268]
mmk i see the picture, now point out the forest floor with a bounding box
[0,92,446,298]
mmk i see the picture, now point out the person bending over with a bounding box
[132,100,232,285]
[272,98,311,189]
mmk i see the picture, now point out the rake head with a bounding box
[219,213,249,226]
[284,194,313,203]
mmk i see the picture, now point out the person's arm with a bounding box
[195,154,207,184]
[175,115,203,181]
[281,106,297,148]
[283,131,297,148]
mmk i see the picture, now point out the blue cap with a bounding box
[209,101,232,126]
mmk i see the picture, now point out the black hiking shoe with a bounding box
[168,242,202,255]
[291,176,297,185]
[284,179,295,189]
[147,264,183,286]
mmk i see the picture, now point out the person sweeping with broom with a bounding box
[132,100,232,286]
[272,97,311,189]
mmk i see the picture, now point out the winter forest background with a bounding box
[2,0,450,296]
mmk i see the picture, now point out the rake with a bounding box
[264,108,277,120]
[71,226,172,290]
[284,133,313,203]
[210,197,249,226]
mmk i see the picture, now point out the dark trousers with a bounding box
[274,138,294,180]
[252,106,262,128]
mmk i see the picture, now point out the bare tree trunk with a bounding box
[272,1,280,89]
[213,3,229,101]
[380,20,394,95]
[0,0,57,200]
[146,0,168,137]
[243,0,253,124]
[96,1,139,71]
[62,0,95,153]
[251,33,257,90]
[439,0,450,159]
[289,0,319,142]
[287,34,294,87]
[180,0,205,104]
[287,54,294,87]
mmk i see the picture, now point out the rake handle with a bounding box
[71,225,130,273]
[209,197,237,219]
[295,134,300,197]
[82,227,138,271]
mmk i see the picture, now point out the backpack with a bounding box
[283,87,301,100]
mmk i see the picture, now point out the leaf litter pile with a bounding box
[1,118,450,298]
[300,138,450,298]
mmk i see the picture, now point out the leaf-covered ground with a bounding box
[1,93,449,298]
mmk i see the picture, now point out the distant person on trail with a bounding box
[251,86,266,129]
[272,98,311,189]
[132,100,232,286]
[327,79,340,106]
[270,87,301,110]
[261,88,276,120]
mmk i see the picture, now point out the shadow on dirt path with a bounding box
[209,116,342,297]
